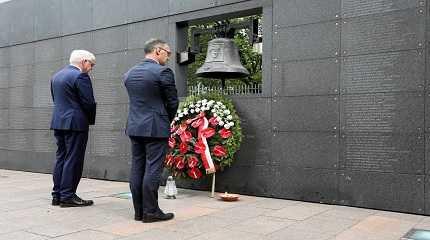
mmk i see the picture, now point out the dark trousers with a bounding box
[129,136,167,216]
[52,129,88,200]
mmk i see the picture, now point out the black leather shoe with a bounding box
[60,196,94,208]
[142,211,174,223]
[134,214,143,221]
[52,197,60,206]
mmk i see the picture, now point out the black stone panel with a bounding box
[93,0,127,29]
[61,0,93,35]
[0,88,9,109]
[341,92,424,133]
[35,38,63,63]
[274,21,340,61]
[342,0,421,18]
[340,132,424,174]
[341,50,425,94]
[93,104,128,130]
[34,0,62,40]
[93,79,128,105]
[272,167,338,204]
[215,165,277,196]
[85,155,129,181]
[169,0,216,15]
[425,133,430,174]
[0,67,9,89]
[92,26,128,54]
[0,48,10,68]
[10,44,34,66]
[34,61,62,83]
[33,79,56,108]
[127,18,170,50]
[9,0,34,44]
[125,48,146,70]
[8,86,33,108]
[9,64,34,87]
[338,171,424,214]
[341,8,425,56]
[0,3,10,47]
[62,33,94,59]
[273,132,339,169]
[128,0,168,22]
[0,109,8,129]
[426,93,430,130]
[426,176,430,215]
[273,0,340,27]
[273,96,339,131]
[89,131,130,157]
[92,52,128,80]
[273,58,340,96]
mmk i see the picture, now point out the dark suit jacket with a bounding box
[124,58,179,138]
[50,65,97,131]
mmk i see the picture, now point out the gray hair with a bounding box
[69,50,96,65]
[144,38,168,54]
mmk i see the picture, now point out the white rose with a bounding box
[197,100,202,104]
[178,113,183,118]
[216,116,222,122]
[224,125,231,129]
[221,105,226,109]
[216,101,222,105]
[195,107,200,112]
[211,109,216,113]
[213,113,217,117]
[190,109,195,113]
[224,110,230,115]
[230,122,234,126]
[196,103,201,108]
[174,117,179,121]
[177,109,181,114]
[190,104,194,108]
[183,111,188,115]
[227,115,233,120]
[219,121,224,126]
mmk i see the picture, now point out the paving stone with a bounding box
[0,231,48,240]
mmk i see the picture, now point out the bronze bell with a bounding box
[196,38,249,79]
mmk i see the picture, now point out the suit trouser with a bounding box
[129,136,168,216]
[52,129,88,200]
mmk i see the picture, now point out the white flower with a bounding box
[195,107,200,112]
[219,121,224,126]
[216,101,222,105]
[197,100,202,104]
[195,103,201,108]
[221,105,226,109]
[202,99,207,103]
[224,125,231,129]
[230,122,234,126]
[183,111,188,115]
[211,109,216,113]
[190,109,195,113]
[227,115,233,120]
[224,110,230,115]
[183,108,188,112]
[178,113,183,118]
[174,117,179,121]
[190,104,194,108]
[177,109,182,114]
[213,113,217,117]
[216,116,222,122]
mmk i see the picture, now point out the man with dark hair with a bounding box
[50,50,97,207]
[124,39,178,222]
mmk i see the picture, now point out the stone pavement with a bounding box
[0,169,429,240]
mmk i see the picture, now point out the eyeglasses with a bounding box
[158,47,171,57]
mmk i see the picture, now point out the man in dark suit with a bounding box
[50,50,97,207]
[124,39,178,222]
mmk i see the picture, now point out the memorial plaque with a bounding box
[342,9,425,55]
[9,0,34,44]
[92,52,127,80]
[33,81,54,108]
[92,26,127,54]
[273,132,339,169]
[33,130,56,152]
[216,165,276,196]
[272,167,338,203]
[273,58,339,96]
[342,0,420,18]
[0,88,9,108]
[32,108,52,130]
[8,131,33,151]
[128,0,168,22]
[34,61,62,83]
[90,131,128,156]
[8,108,33,130]
[338,171,424,214]
[274,21,340,61]
[0,48,10,68]
[61,0,93,35]
[0,67,9,89]
[34,39,62,63]
[341,92,424,132]
[10,44,34,66]
[341,50,425,93]
[127,18,169,50]
[274,0,340,27]
[424,133,430,174]
[86,154,129,181]
[94,104,127,130]
[62,32,93,59]
[0,131,7,149]
[94,80,128,105]
[9,64,34,87]
[35,0,61,40]
[93,0,127,29]
[9,87,33,108]
[340,132,424,174]
[273,95,339,131]
[231,97,271,129]
[0,109,7,129]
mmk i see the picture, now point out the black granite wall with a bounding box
[0,0,428,215]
